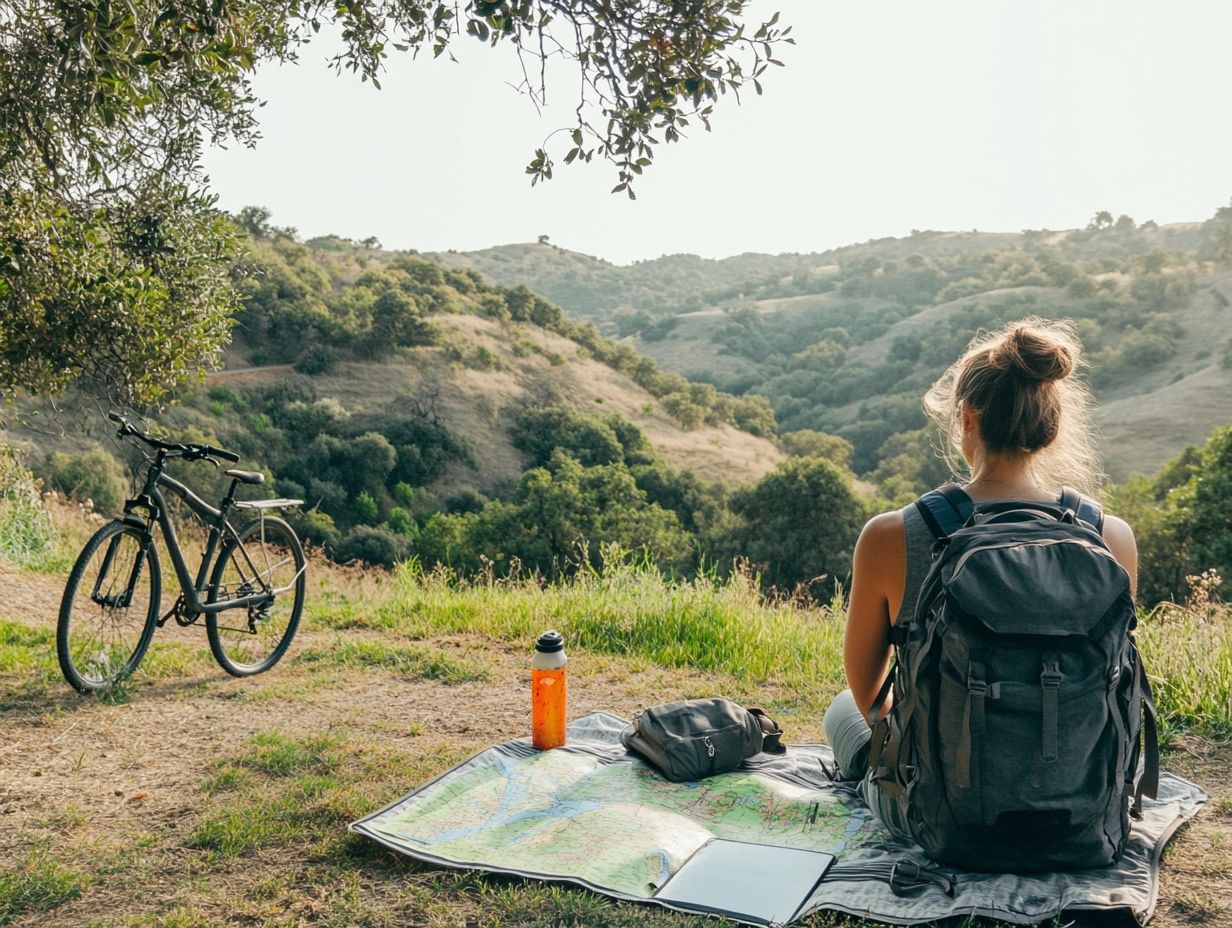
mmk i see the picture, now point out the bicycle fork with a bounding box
[91,534,148,609]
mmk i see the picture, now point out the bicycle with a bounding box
[56,412,307,693]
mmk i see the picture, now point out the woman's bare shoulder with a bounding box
[1101,512,1136,542]
[1100,512,1138,560]
[855,509,906,558]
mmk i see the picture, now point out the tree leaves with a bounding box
[1,1,790,402]
[0,185,238,406]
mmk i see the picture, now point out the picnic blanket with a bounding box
[350,711,1206,926]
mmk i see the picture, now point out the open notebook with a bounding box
[652,838,836,927]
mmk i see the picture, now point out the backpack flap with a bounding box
[944,535,1130,636]
[747,706,786,754]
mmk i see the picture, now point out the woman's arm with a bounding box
[1101,513,1139,599]
[844,510,906,721]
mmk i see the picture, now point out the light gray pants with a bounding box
[823,688,911,840]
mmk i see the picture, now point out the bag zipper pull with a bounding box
[704,735,715,758]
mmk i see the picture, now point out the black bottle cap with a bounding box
[535,630,564,653]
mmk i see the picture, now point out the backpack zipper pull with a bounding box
[704,735,715,758]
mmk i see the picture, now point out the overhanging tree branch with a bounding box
[0,0,790,403]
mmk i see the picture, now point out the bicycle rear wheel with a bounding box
[206,516,306,676]
[57,521,161,693]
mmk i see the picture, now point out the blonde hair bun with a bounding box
[993,324,1076,383]
[923,317,1102,494]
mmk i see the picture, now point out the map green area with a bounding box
[352,714,878,900]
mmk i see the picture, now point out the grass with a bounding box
[4,505,1230,927]
[188,729,473,865]
[0,463,55,570]
[181,727,842,927]
[0,621,56,676]
[0,842,91,925]
[0,620,216,706]
[321,557,848,696]
[297,637,488,683]
[1137,607,1232,738]
[0,451,81,574]
[118,905,215,928]
[311,555,1232,740]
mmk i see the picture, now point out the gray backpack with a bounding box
[868,485,1159,872]
[622,697,785,782]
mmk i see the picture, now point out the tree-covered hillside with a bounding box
[14,222,870,596]
[434,208,1232,483]
[13,209,1232,606]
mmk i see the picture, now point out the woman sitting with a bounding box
[823,317,1138,839]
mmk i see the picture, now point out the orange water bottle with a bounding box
[531,630,568,750]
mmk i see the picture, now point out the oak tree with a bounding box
[1,1,791,403]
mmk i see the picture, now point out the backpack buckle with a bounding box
[1040,662,1063,688]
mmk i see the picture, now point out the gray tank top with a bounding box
[894,503,936,625]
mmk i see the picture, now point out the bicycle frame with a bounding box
[119,452,285,616]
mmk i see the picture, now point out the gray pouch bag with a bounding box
[621,697,785,782]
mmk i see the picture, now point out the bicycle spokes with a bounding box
[206,516,305,675]
[58,524,160,693]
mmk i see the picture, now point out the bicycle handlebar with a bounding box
[108,411,241,464]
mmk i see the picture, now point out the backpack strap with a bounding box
[920,484,1105,537]
[1131,658,1161,817]
[1059,486,1105,533]
[914,483,974,541]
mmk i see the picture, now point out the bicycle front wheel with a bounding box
[206,515,306,676]
[57,521,161,693]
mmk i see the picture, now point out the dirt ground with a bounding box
[1,560,1229,928]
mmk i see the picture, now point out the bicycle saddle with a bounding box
[225,469,265,485]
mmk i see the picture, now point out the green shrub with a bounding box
[511,406,624,468]
[780,430,855,469]
[42,445,129,513]
[353,490,378,523]
[724,456,865,593]
[293,345,339,375]
[445,489,487,514]
[207,383,244,406]
[392,481,415,507]
[387,507,418,537]
[640,316,678,341]
[335,525,409,568]
[285,507,341,551]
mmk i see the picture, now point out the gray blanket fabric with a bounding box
[351,712,1206,926]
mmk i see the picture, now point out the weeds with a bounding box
[0,842,91,924]
[0,621,55,676]
[0,446,56,570]
[189,729,471,864]
[119,904,215,928]
[308,547,1232,739]
[1138,606,1232,738]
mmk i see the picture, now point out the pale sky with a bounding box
[202,1,1232,265]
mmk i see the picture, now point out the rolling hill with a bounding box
[432,213,1232,480]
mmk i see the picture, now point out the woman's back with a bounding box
[825,317,1143,852]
